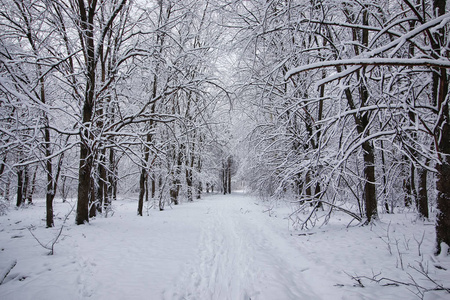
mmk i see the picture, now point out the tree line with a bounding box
[0,0,449,256]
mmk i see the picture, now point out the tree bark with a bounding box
[435,68,450,254]
[27,166,37,204]
[137,165,147,216]
[432,0,450,255]
[417,164,429,219]
[75,0,96,225]
[76,106,94,225]
[16,167,23,207]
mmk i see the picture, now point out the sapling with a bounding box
[414,231,425,257]
[28,225,63,255]
[27,202,74,255]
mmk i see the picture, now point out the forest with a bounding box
[0,0,449,298]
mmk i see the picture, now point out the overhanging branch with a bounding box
[285,58,450,81]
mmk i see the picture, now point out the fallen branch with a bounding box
[320,200,362,222]
[347,263,450,300]
[0,260,17,285]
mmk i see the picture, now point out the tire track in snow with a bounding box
[164,195,320,300]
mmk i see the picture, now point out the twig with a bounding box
[396,239,404,270]
[348,263,450,300]
[344,271,365,287]
[0,260,17,285]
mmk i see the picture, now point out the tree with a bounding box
[285,0,450,253]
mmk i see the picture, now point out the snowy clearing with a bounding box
[0,193,449,300]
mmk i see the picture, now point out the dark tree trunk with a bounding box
[107,147,116,203]
[196,157,202,199]
[197,182,202,199]
[76,0,96,225]
[137,166,147,216]
[89,170,97,218]
[23,167,29,203]
[96,151,107,213]
[379,140,389,213]
[432,0,449,255]
[75,0,127,225]
[222,164,227,195]
[27,166,38,204]
[151,176,156,199]
[435,68,450,254]
[403,159,416,207]
[45,154,56,227]
[4,176,10,201]
[16,167,24,207]
[44,123,56,227]
[305,171,311,198]
[314,182,322,209]
[360,8,377,223]
[344,83,378,223]
[227,163,231,194]
[76,123,94,224]
[436,154,450,254]
[362,140,377,223]
[0,154,6,179]
[417,164,429,219]
[138,133,150,216]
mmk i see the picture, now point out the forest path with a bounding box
[162,193,321,300]
[0,193,339,300]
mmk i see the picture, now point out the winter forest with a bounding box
[0,0,450,299]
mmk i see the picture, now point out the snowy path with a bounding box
[163,194,319,300]
[3,193,446,300]
[1,193,324,300]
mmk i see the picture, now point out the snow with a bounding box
[0,193,449,300]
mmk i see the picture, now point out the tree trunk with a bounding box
[227,161,231,194]
[379,140,389,213]
[0,154,6,179]
[107,147,116,204]
[417,164,429,219]
[222,163,227,195]
[186,168,193,202]
[435,68,450,254]
[137,166,147,216]
[16,167,24,207]
[4,176,10,201]
[89,168,97,218]
[362,140,377,223]
[76,114,94,224]
[151,175,156,199]
[96,151,107,213]
[23,167,29,204]
[432,0,449,255]
[170,181,180,205]
[305,171,311,198]
[75,0,96,225]
[27,166,37,204]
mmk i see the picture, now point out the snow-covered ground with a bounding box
[0,193,449,300]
